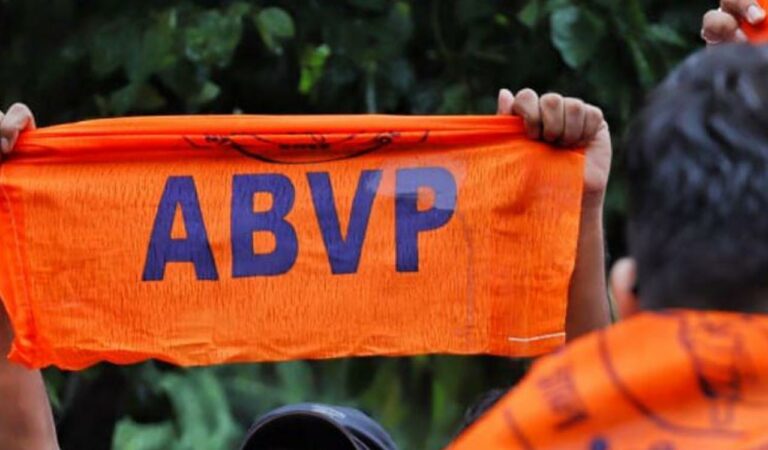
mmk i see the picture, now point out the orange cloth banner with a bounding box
[0,115,583,370]
[449,310,768,450]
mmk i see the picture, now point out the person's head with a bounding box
[239,403,397,450]
[454,388,507,435]
[612,44,768,317]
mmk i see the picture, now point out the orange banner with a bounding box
[0,115,583,370]
[448,310,768,450]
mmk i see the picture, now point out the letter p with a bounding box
[395,167,457,272]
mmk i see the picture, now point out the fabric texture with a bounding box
[448,310,768,450]
[0,115,584,369]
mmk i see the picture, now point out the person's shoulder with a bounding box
[523,312,674,381]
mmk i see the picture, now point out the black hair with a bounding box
[626,44,768,312]
[454,388,507,435]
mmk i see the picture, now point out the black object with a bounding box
[240,403,398,450]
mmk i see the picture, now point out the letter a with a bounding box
[142,176,219,281]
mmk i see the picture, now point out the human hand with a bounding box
[0,103,36,158]
[702,0,766,44]
[497,89,611,209]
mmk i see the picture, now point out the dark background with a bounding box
[0,0,714,448]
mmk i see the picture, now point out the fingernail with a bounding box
[0,138,7,154]
[735,29,749,42]
[748,5,766,24]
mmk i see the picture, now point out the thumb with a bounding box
[0,103,36,155]
[587,122,612,159]
[0,111,6,154]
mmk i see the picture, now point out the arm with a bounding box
[0,104,59,450]
[0,305,59,450]
[567,182,610,340]
[497,89,612,340]
[702,0,765,44]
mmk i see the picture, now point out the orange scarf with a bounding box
[1,115,583,369]
[449,310,768,449]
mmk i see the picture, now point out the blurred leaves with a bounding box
[112,369,240,450]
[0,0,714,448]
[184,4,248,67]
[550,6,606,68]
[113,421,176,450]
[255,6,296,54]
[299,44,331,94]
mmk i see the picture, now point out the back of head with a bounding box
[626,44,768,313]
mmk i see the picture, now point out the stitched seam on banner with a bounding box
[456,210,476,348]
[0,165,35,352]
[507,332,565,343]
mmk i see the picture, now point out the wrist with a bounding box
[581,190,606,214]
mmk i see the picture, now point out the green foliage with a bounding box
[256,6,296,53]
[0,0,713,448]
[109,366,239,450]
[550,6,607,68]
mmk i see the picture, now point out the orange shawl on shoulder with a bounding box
[450,310,768,449]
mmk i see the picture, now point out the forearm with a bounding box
[565,199,611,341]
[0,304,59,450]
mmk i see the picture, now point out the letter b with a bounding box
[232,174,298,277]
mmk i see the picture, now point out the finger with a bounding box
[512,89,541,139]
[540,93,565,143]
[4,103,36,131]
[582,105,605,145]
[0,103,36,154]
[702,9,740,44]
[0,111,6,155]
[497,89,515,115]
[721,0,765,24]
[562,98,586,147]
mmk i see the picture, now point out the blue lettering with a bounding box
[307,170,382,274]
[231,174,298,277]
[395,167,457,272]
[142,176,219,281]
[590,437,609,450]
